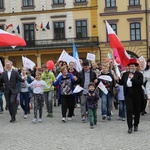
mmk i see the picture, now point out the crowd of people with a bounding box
[0,57,150,134]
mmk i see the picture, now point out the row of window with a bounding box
[0,0,141,8]
[106,0,140,8]
[110,23,141,41]
[0,20,140,46]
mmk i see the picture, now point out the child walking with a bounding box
[115,84,126,121]
[86,82,99,129]
[25,71,50,123]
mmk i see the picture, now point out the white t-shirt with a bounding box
[26,80,50,94]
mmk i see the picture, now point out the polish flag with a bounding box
[40,22,43,29]
[6,24,13,30]
[0,29,26,47]
[106,21,129,66]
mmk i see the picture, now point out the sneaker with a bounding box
[68,117,72,121]
[82,116,86,122]
[62,117,66,122]
[122,118,125,121]
[102,115,106,120]
[49,113,53,118]
[77,104,80,108]
[39,118,42,123]
[47,113,50,117]
[107,116,111,121]
[111,111,113,116]
[32,118,37,124]
[24,115,27,119]
[90,126,94,129]
[17,105,21,110]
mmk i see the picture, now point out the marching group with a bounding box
[0,57,150,134]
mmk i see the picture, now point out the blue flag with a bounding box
[46,21,50,30]
[73,42,79,59]
[16,25,20,34]
[72,42,82,72]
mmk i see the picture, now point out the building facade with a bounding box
[147,0,150,53]
[0,0,149,68]
[0,0,99,68]
[99,0,148,63]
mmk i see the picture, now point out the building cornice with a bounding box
[100,10,145,16]
[0,6,98,17]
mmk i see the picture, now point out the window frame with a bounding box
[23,23,35,46]
[105,0,116,8]
[75,0,86,3]
[76,20,88,38]
[130,22,141,41]
[53,21,65,40]
[129,0,140,6]
[53,0,64,4]
[22,0,34,7]
[0,0,4,9]
[0,25,4,30]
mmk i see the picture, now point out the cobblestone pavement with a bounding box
[0,103,150,150]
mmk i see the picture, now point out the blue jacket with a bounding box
[53,73,75,100]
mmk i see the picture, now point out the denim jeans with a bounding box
[119,100,126,118]
[101,92,112,117]
[44,91,54,113]
[0,98,3,112]
[20,92,29,115]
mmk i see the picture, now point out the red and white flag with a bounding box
[106,21,129,66]
[6,24,13,30]
[0,29,26,47]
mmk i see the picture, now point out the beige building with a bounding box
[147,0,150,53]
[99,0,148,63]
[0,0,149,68]
[0,0,99,68]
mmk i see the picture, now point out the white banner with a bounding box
[0,60,4,73]
[98,75,112,82]
[98,81,108,95]
[22,56,35,70]
[58,50,68,61]
[73,85,84,93]
[86,53,95,61]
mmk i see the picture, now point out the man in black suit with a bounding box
[117,58,143,134]
[77,61,97,121]
[0,60,24,122]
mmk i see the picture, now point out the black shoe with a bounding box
[10,119,16,123]
[134,126,138,132]
[54,103,56,106]
[141,111,145,116]
[128,128,132,134]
